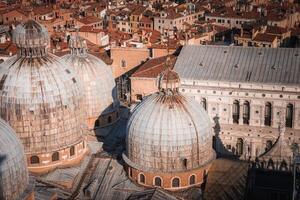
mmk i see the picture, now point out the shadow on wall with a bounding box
[93,85,119,129]
[213,116,240,159]
[92,104,129,161]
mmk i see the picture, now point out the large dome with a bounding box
[62,36,119,129]
[0,118,28,200]
[125,92,215,172]
[0,20,86,172]
[124,67,215,189]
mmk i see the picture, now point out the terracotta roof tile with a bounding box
[132,55,176,78]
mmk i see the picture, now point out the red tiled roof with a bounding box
[266,26,289,35]
[132,55,176,78]
[77,16,102,25]
[253,33,277,43]
[79,25,103,33]
[33,6,53,15]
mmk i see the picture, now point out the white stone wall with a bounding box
[179,79,300,159]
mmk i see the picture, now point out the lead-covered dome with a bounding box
[0,118,28,200]
[0,20,86,172]
[124,68,215,173]
[62,35,119,129]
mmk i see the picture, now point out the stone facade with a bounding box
[180,80,300,159]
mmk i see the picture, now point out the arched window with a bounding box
[30,156,39,164]
[139,173,145,184]
[70,146,75,156]
[52,152,59,162]
[264,102,272,126]
[286,104,293,128]
[189,175,196,185]
[280,160,288,171]
[121,59,126,68]
[265,140,273,152]
[108,116,112,124]
[172,177,180,188]
[243,101,250,125]
[201,98,207,110]
[95,119,100,127]
[232,100,240,124]
[236,138,244,156]
[154,177,162,187]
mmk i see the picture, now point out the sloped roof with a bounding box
[132,55,176,78]
[127,188,177,200]
[174,45,300,85]
[204,159,248,200]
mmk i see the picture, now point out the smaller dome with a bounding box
[13,20,48,58]
[62,35,119,128]
[0,118,28,200]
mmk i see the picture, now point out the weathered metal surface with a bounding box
[0,21,84,155]
[174,45,300,85]
[0,118,29,200]
[62,36,118,121]
[126,70,215,172]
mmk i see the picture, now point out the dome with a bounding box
[0,20,86,172]
[62,35,119,129]
[124,68,215,173]
[0,118,28,200]
[123,68,215,189]
[125,92,215,172]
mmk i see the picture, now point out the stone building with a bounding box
[123,66,216,190]
[62,35,119,129]
[0,118,33,200]
[174,45,300,160]
[0,20,87,173]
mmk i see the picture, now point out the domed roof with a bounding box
[62,36,118,119]
[124,69,215,173]
[13,20,49,50]
[0,21,84,157]
[0,118,28,200]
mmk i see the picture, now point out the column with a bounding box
[261,104,265,126]
[239,104,244,125]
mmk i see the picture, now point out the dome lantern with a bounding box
[13,20,49,58]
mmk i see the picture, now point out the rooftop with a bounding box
[174,45,300,85]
